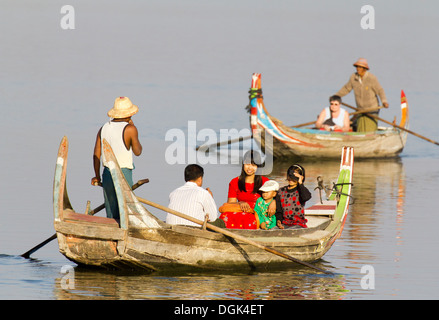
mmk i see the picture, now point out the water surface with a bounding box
[1,1,439,300]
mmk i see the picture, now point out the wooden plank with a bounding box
[55,221,125,240]
[63,210,120,226]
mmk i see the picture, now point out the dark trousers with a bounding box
[102,167,133,220]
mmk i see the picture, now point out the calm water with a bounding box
[1,1,439,301]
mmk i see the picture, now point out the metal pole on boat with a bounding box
[136,196,333,275]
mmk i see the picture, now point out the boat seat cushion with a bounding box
[305,200,337,216]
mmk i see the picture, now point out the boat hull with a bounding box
[55,217,337,271]
[53,137,354,272]
[256,125,405,159]
[249,73,409,159]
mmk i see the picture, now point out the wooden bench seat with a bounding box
[63,210,120,226]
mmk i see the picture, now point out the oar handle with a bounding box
[88,178,149,214]
[132,178,150,190]
[291,107,384,129]
[342,102,439,146]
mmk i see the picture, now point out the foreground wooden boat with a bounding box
[249,73,409,159]
[54,136,354,272]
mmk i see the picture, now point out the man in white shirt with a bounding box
[91,97,143,220]
[166,164,224,227]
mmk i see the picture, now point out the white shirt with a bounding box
[166,181,218,227]
[323,107,347,128]
[101,121,133,169]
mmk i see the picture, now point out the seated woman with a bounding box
[219,150,274,229]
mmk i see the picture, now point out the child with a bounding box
[254,180,279,230]
[275,164,312,229]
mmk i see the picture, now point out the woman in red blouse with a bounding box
[219,151,274,229]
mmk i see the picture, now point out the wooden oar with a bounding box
[21,178,149,259]
[196,135,252,151]
[136,196,332,274]
[342,102,439,146]
[291,106,384,128]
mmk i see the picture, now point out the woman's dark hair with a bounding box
[184,164,204,182]
[287,164,306,183]
[238,150,264,193]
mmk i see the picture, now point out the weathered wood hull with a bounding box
[53,137,354,272]
[249,73,409,159]
[56,217,337,271]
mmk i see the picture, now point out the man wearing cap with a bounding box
[91,96,143,220]
[335,58,389,132]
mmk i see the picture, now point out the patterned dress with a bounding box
[275,185,311,228]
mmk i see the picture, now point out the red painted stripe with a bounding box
[306,205,337,210]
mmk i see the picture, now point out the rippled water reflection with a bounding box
[53,268,350,300]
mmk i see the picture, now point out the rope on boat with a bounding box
[331,182,355,204]
[314,176,355,205]
[245,88,263,113]
[314,176,326,204]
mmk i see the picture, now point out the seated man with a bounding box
[166,164,225,228]
[315,95,350,132]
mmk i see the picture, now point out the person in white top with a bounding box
[166,164,224,228]
[315,95,350,132]
[91,97,143,220]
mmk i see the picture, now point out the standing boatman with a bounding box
[91,96,143,220]
[334,58,389,132]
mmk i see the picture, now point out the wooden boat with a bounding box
[54,136,354,272]
[249,73,409,159]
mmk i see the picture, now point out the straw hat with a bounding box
[353,58,369,70]
[107,96,139,119]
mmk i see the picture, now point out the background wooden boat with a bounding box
[54,137,354,272]
[249,73,409,159]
